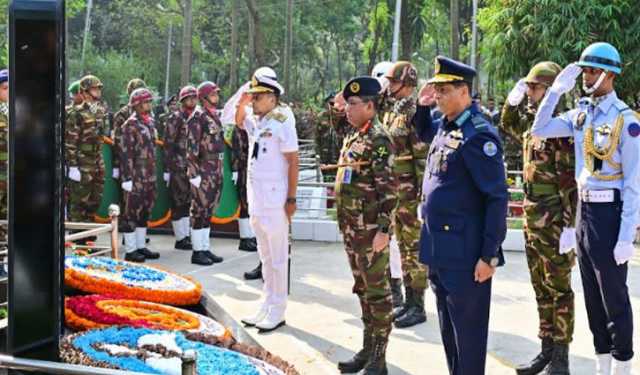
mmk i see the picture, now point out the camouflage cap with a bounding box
[79,75,103,91]
[525,62,562,87]
[126,78,146,95]
[385,61,418,87]
[68,80,81,95]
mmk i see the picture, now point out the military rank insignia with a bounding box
[375,146,388,158]
[350,82,360,94]
[576,112,586,130]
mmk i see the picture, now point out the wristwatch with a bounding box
[286,197,296,204]
[481,256,499,267]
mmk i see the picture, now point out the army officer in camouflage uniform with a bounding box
[501,62,577,375]
[335,76,396,375]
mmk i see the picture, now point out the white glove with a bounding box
[232,172,239,185]
[614,241,635,265]
[112,168,120,179]
[417,203,423,223]
[190,175,202,188]
[68,167,81,182]
[559,227,576,254]
[121,180,133,192]
[163,172,170,186]
[507,79,528,106]
[550,63,582,95]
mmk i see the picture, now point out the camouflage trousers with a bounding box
[169,169,191,220]
[236,169,249,219]
[190,175,222,229]
[67,167,104,223]
[393,199,428,291]
[524,224,576,344]
[121,181,156,233]
[343,226,392,339]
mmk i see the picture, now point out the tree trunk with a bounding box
[245,0,265,69]
[400,0,412,60]
[335,38,343,90]
[247,2,256,72]
[230,0,239,88]
[367,0,382,74]
[180,0,193,85]
[450,0,459,60]
[283,0,293,96]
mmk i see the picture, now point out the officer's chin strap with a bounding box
[583,70,608,95]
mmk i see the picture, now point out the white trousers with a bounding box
[251,210,289,308]
[389,235,402,279]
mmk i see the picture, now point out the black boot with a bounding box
[390,278,403,309]
[204,251,224,263]
[244,262,263,280]
[357,335,388,375]
[392,287,412,320]
[191,251,214,266]
[174,237,193,250]
[338,329,372,373]
[238,238,258,252]
[516,338,554,375]
[124,250,146,263]
[543,343,569,375]
[394,288,426,328]
[137,247,160,259]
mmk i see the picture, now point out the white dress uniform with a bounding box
[242,104,298,326]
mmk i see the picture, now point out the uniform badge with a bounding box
[628,123,640,137]
[375,146,388,158]
[483,141,498,157]
[342,167,352,184]
[219,153,224,161]
[350,82,360,94]
[576,112,586,130]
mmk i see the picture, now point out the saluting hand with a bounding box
[474,259,496,283]
[418,84,437,107]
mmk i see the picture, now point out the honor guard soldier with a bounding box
[335,76,396,375]
[381,61,429,328]
[236,67,299,333]
[415,56,508,375]
[186,81,226,266]
[164,85,198,251]
[501,62,577,375]
[112,78,147,180]
[532,42,638,375]
[119,88,161,262]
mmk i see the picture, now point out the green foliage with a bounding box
[478,0,640,101]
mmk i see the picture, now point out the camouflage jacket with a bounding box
[120,113,156,184]
[163,109,191,174]
[65,101,107,168]
[315,107,350,166]
[186,106,225,179]
[335,118,397,233]
[500,102,577,229]
[111,105,132,169]
[0,102,7,187]
[230,126,249,173]
[381,94,429,199]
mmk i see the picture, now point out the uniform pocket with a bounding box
[429,215,465,260]
[263,181,287,208]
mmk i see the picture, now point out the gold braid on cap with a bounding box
[583,114,624,181]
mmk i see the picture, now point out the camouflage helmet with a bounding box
[68,80,81,95]
[79,75,103,91]
[525,62,562,87]
[129,88,153,107]
[385,61,418,87]
[126,78,146,95]
[179,85,198,102]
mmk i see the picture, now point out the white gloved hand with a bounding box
[232,172,238,185]
[507,79,528,106]
[68,166,81,182]
[550,63,582,95]
[417,203,423,223]
[190,175,202,188]
[559,227,576,254]
[121,180,133,192]
[614,241,635,265]
[112,168,120,179]
[163,172,170,187]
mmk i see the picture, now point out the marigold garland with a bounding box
[64,256,202,306]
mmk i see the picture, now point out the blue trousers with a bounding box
[577,199,634,361]
[430,267,492,375]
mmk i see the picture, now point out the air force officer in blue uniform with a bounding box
[414,56,508,375]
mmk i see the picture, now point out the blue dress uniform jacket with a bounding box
[415,103,508,271]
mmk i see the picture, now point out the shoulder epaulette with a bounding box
[471,115,489,130]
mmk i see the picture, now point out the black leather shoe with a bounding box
[137,248,160,259]
[191,251,214,266]
[204,251,224,263]
[244,262,263,280]
[125,250,146,263]
[516,338,554,375]
[174,238,193,250]
[238,238,258,252]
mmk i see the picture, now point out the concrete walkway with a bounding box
[113,234,640,374]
